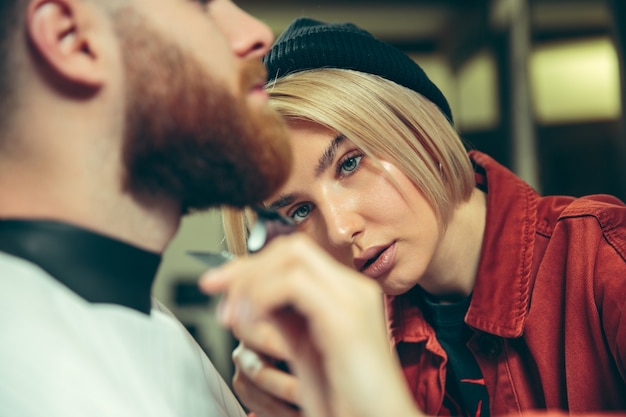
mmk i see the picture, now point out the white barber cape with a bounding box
[0,252,246,417]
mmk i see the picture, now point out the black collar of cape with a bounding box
[0,219,161,315]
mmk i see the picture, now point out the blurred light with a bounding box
[457,50,499,131]
[531,37,621,124]
[408,53,458,120]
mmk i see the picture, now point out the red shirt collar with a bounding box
[387,151,538,343]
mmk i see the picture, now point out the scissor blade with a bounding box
[187,251,235,268]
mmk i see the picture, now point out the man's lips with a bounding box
[248,82,269,101]
[250,80,264,90]
[353,243,397,279]
[249,82,266,93]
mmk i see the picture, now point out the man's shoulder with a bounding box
[0,251,70,312]
[0,252,246,417]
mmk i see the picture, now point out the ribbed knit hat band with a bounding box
[264,17,453,124]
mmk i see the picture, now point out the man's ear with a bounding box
[26,0,107,89]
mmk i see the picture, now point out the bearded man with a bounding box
[0,0,291,415]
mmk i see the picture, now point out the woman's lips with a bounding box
[356,243,397,279]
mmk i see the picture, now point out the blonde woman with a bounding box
[201,17,626,417]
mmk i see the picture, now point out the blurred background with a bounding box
[153,0,626,386]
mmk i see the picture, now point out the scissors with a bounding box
[189,206,299,393]
[188,206,295,267]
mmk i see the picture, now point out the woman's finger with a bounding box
[233,344,300,406]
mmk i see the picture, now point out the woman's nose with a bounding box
[323,202,365,249]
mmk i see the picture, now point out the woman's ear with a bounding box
[26,0,107,89]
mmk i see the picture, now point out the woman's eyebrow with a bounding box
[315,134,345,177]
[268,135,346,211]
[267,193,295,210]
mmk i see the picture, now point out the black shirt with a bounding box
[422,291,490,417]
[0,219,161,314]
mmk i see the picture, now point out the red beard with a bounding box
[116,10,291,213]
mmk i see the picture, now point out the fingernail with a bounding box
[215,298,231,325]
[238,348,264,377]
[199,269,218,283]
[198,270,225,294]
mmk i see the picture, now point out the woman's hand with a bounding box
[232,342,301,417]
[199,234,423,417]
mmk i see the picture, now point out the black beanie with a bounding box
[263,17,453,124]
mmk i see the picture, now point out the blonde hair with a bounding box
[222,69,475,255]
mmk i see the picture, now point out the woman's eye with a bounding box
[338,155,363,176]
[289,204,312,224]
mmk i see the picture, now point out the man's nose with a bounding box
[214,2,274,60]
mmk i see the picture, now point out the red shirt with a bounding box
[387,151,626,416]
